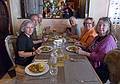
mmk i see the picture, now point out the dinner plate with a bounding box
[38,46,53,53]
[66,46,78,52]
[25,62,49,76]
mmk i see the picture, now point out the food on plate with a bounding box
[48,38,54,42]
[28,63,45,73]
[40,46,52,52]
[67,46,78,52]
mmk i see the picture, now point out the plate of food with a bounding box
[66,45,78,52]
[38,46,53,53]
[25,62,49,76]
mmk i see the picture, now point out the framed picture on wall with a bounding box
[20,0,89,19]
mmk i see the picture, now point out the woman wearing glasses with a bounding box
[75,17,97,49]
[77,17,117,83]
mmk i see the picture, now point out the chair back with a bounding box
[5,35,17,67]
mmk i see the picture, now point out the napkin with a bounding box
[34,59,48,64]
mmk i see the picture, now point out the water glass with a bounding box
[49,52,58,76]
[49,65,58,84]
[49,66,58,76]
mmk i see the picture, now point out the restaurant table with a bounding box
[1,36,103,84]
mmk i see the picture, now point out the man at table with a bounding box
[30,14,49,49]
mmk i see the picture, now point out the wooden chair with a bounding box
[104,49,120,84]
[5,35,24,78]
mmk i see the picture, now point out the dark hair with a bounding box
[96,17,112,35]
[83,17,95,27]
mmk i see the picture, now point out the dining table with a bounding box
[2,34,103,84]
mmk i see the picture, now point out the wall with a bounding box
[89,0,110,22]
[9,0,110,35]
[8,0,21,35]
[16,19,84,36]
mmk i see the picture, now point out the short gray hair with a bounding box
[20,20,35,33]
[69,16,77,24]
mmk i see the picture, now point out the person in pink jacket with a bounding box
[77,17,117,83]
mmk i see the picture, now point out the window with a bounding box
[108,0,120,25]
[20,0,90,19]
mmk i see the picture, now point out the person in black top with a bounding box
[16,20,41,66]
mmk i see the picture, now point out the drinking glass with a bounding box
[49,52,58,83]
[49,66,58,76]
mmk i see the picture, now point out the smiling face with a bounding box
[69,17,77,26]
[31,15,39,26]
[25,23,35,36]
[38,14,43,23]
[97,20,110,36]
[84,19,93,30]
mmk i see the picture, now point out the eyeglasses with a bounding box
[97,23,109,27]
[85,23,92,24]
[26,27,34,29]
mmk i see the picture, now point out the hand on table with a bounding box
[75,41,82,47]
[76,47,82,54]
[76,48,90,56]
[35,48,42,55]
[42,35,49,42]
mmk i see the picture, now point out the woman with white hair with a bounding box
[65,16,78,36]
[16,20,41,66]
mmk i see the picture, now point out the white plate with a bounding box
[66,46,78,52]
[25,62,49,76]
[38,46,53,53]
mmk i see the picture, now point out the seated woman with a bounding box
[65,16,78,37]
[15,20,41,67]
[75,17,97,49]
[77,17,117,83]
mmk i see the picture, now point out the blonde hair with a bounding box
[83,17,95,27]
